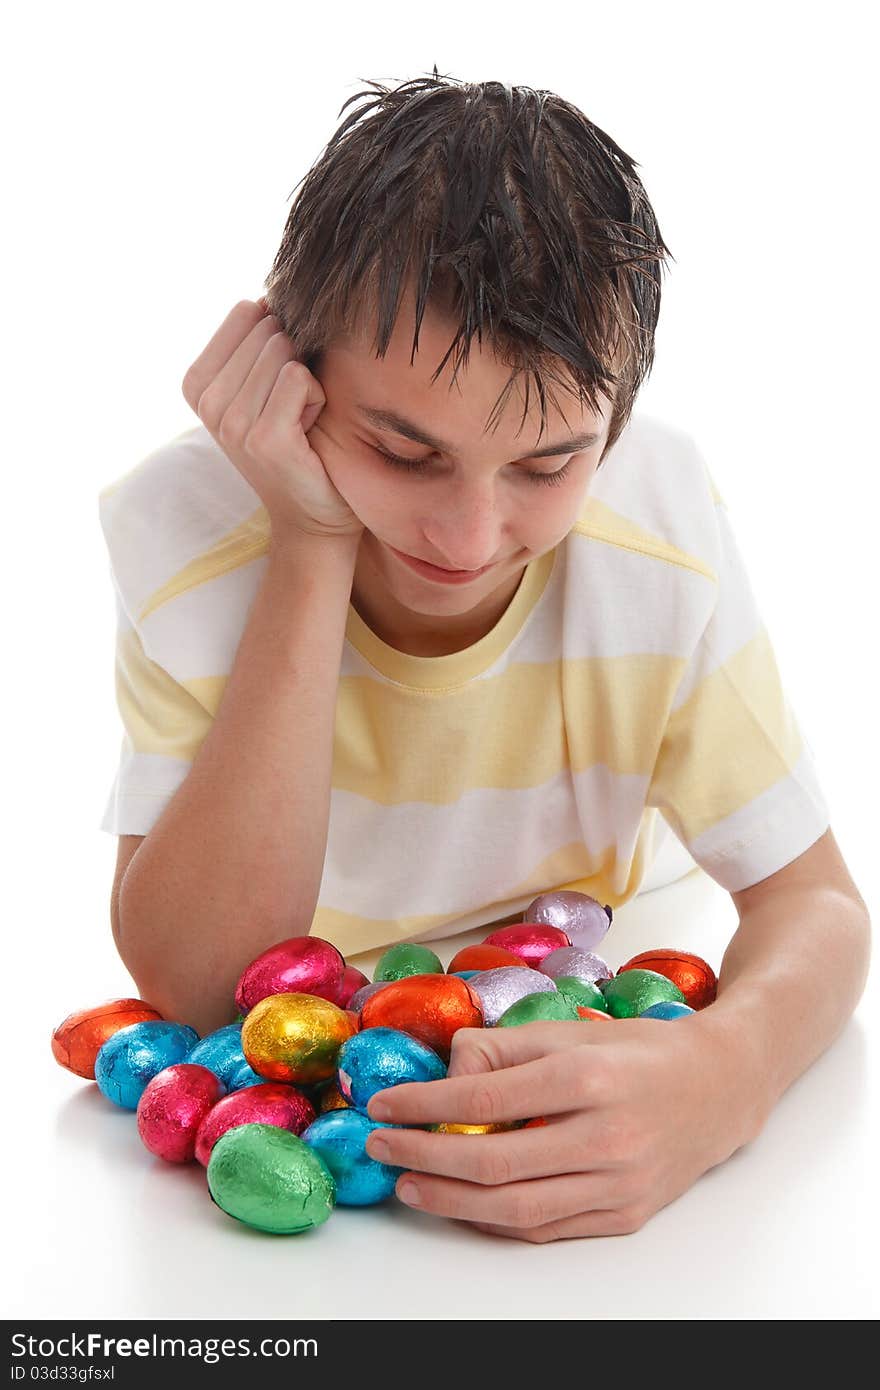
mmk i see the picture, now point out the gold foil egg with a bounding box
[241,992,357,1085]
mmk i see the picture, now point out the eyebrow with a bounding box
[356,405,601,460]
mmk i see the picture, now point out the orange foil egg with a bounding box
[241,992,357,1085]
[360,974,483,1061]
[617,949,717,1010]
[51,998,164,1080]
[435,1122,517,1134]
[577,1006,614,1021]
[446,944,522,973]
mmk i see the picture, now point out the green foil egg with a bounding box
[496,991,581,1027]
[602,969,687,1019]
[373,943,444,982]
[206,1122,336,1234]
[553,977,609,1012]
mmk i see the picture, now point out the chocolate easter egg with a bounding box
[482,923,570,967]
[51,998,163,1080]
[348,980,393,1014]
[137,1063,226,1163]
[553,977,608,1012]
[360,974,483,1061]
[186,1023,247,1087]
[234,936,346,1014]
[496,992,581,1027]
[602,969,687,1019]
[525,890,612,952]
[447,944,522,973]
[194,1081,316,1166]
[241,992,356,1085]
[374,943,444,982]
[337,1027,446,1111]
[94,1021,200,1110]
[468,966,556,1027]
[639,1001,696,1020]
[539,946,612,986]
[617,949,717,1010]
[302,1109,403,1205]
[337,966,371,1008]
[206,1123,335,1234]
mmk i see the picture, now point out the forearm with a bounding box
[117,527,360,1035]
[696,884,871,1128]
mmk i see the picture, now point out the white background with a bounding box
[4,0,877,1321]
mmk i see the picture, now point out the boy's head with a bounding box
[263,70,672,462]
[261,72,672,631]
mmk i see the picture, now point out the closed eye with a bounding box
[374,447,575,488]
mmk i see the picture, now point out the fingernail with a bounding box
[369,1098,391,1121]
[397,1179,422,1206]
[368,1133,391,1161]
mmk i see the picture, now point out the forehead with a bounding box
[326,283,606,444]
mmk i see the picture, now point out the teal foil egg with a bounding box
[639,1000,696,1020]
[186,1023,246,1086]
[95,1021,200,1110]
[337,1027,446,1112]
[302,1109,403,1205]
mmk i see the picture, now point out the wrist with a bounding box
[689,1002,774,1148]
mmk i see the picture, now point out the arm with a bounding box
[696,827,871,1120]
[359,828,870,1243]
[117,527,360,1036]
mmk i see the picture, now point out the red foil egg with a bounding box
[234,936,346,1014]
[137,1064,226,1163]
[51,998,164,1080]
[193,1081,316,1166]
[360,974,483,1061]
[337,966,371,1008]
[447,944,522,973]
[577,1006,615,1021]
[617,949,717,1010]
[481,922,571,968]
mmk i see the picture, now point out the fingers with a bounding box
[366,1115,600,1184]
[391,1169,618,1231]
[182,299,269,413]
[472,1208,644,1242]
[446,1022,600,1079]
[366,1045,606,1126]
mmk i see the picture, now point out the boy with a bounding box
[99,73,870,1241]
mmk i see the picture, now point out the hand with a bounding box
[364,1017,764,1242]
[181,298,365,541]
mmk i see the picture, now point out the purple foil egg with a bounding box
[468,966,557,1028]
[348,980,392,1014]
[539,946,613,986]
[525,891,612,952]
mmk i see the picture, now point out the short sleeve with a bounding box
[646,491,832,893]
[99,588,214,836]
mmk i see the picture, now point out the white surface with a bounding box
[25,856,877,1322]
[5,0,877,1324]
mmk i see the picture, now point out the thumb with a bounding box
[446,1020,592,1078]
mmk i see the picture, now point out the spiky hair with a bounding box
[263,68,673,459]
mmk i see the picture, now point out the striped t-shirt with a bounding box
[97,411,831,957]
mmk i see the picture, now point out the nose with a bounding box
[420,481,506,571]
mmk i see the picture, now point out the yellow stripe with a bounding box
[571,496,717,581]
[649,626,804,841]
[311,835,650,958]
[138,505,271,623]
[115,626,215,759]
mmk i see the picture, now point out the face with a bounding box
[309,285,614,650]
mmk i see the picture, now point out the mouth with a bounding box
[388,546,498,584]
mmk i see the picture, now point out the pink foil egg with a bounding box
[136,1064,227,1164]
[481,922,570,968]
[193,1081,316,1166]
[337,966,371,1008]
[539,946,613,986]
[469,966,557,1027]
[525,890,612,953]
[234,935,346,1014]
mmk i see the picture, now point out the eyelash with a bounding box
[374,448,574,487]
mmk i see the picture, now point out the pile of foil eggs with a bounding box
[51,889,716,1236]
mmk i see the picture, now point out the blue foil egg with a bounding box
[449,970,480,981]
[639,1001,696,1020]
[337,1027,446,1112]
[302,1109,403,1205]
[186,1023,246,1086]
[225,1060,268,1090]
[94,1021,200,1110]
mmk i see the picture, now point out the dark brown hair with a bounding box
[263,68,673,460]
